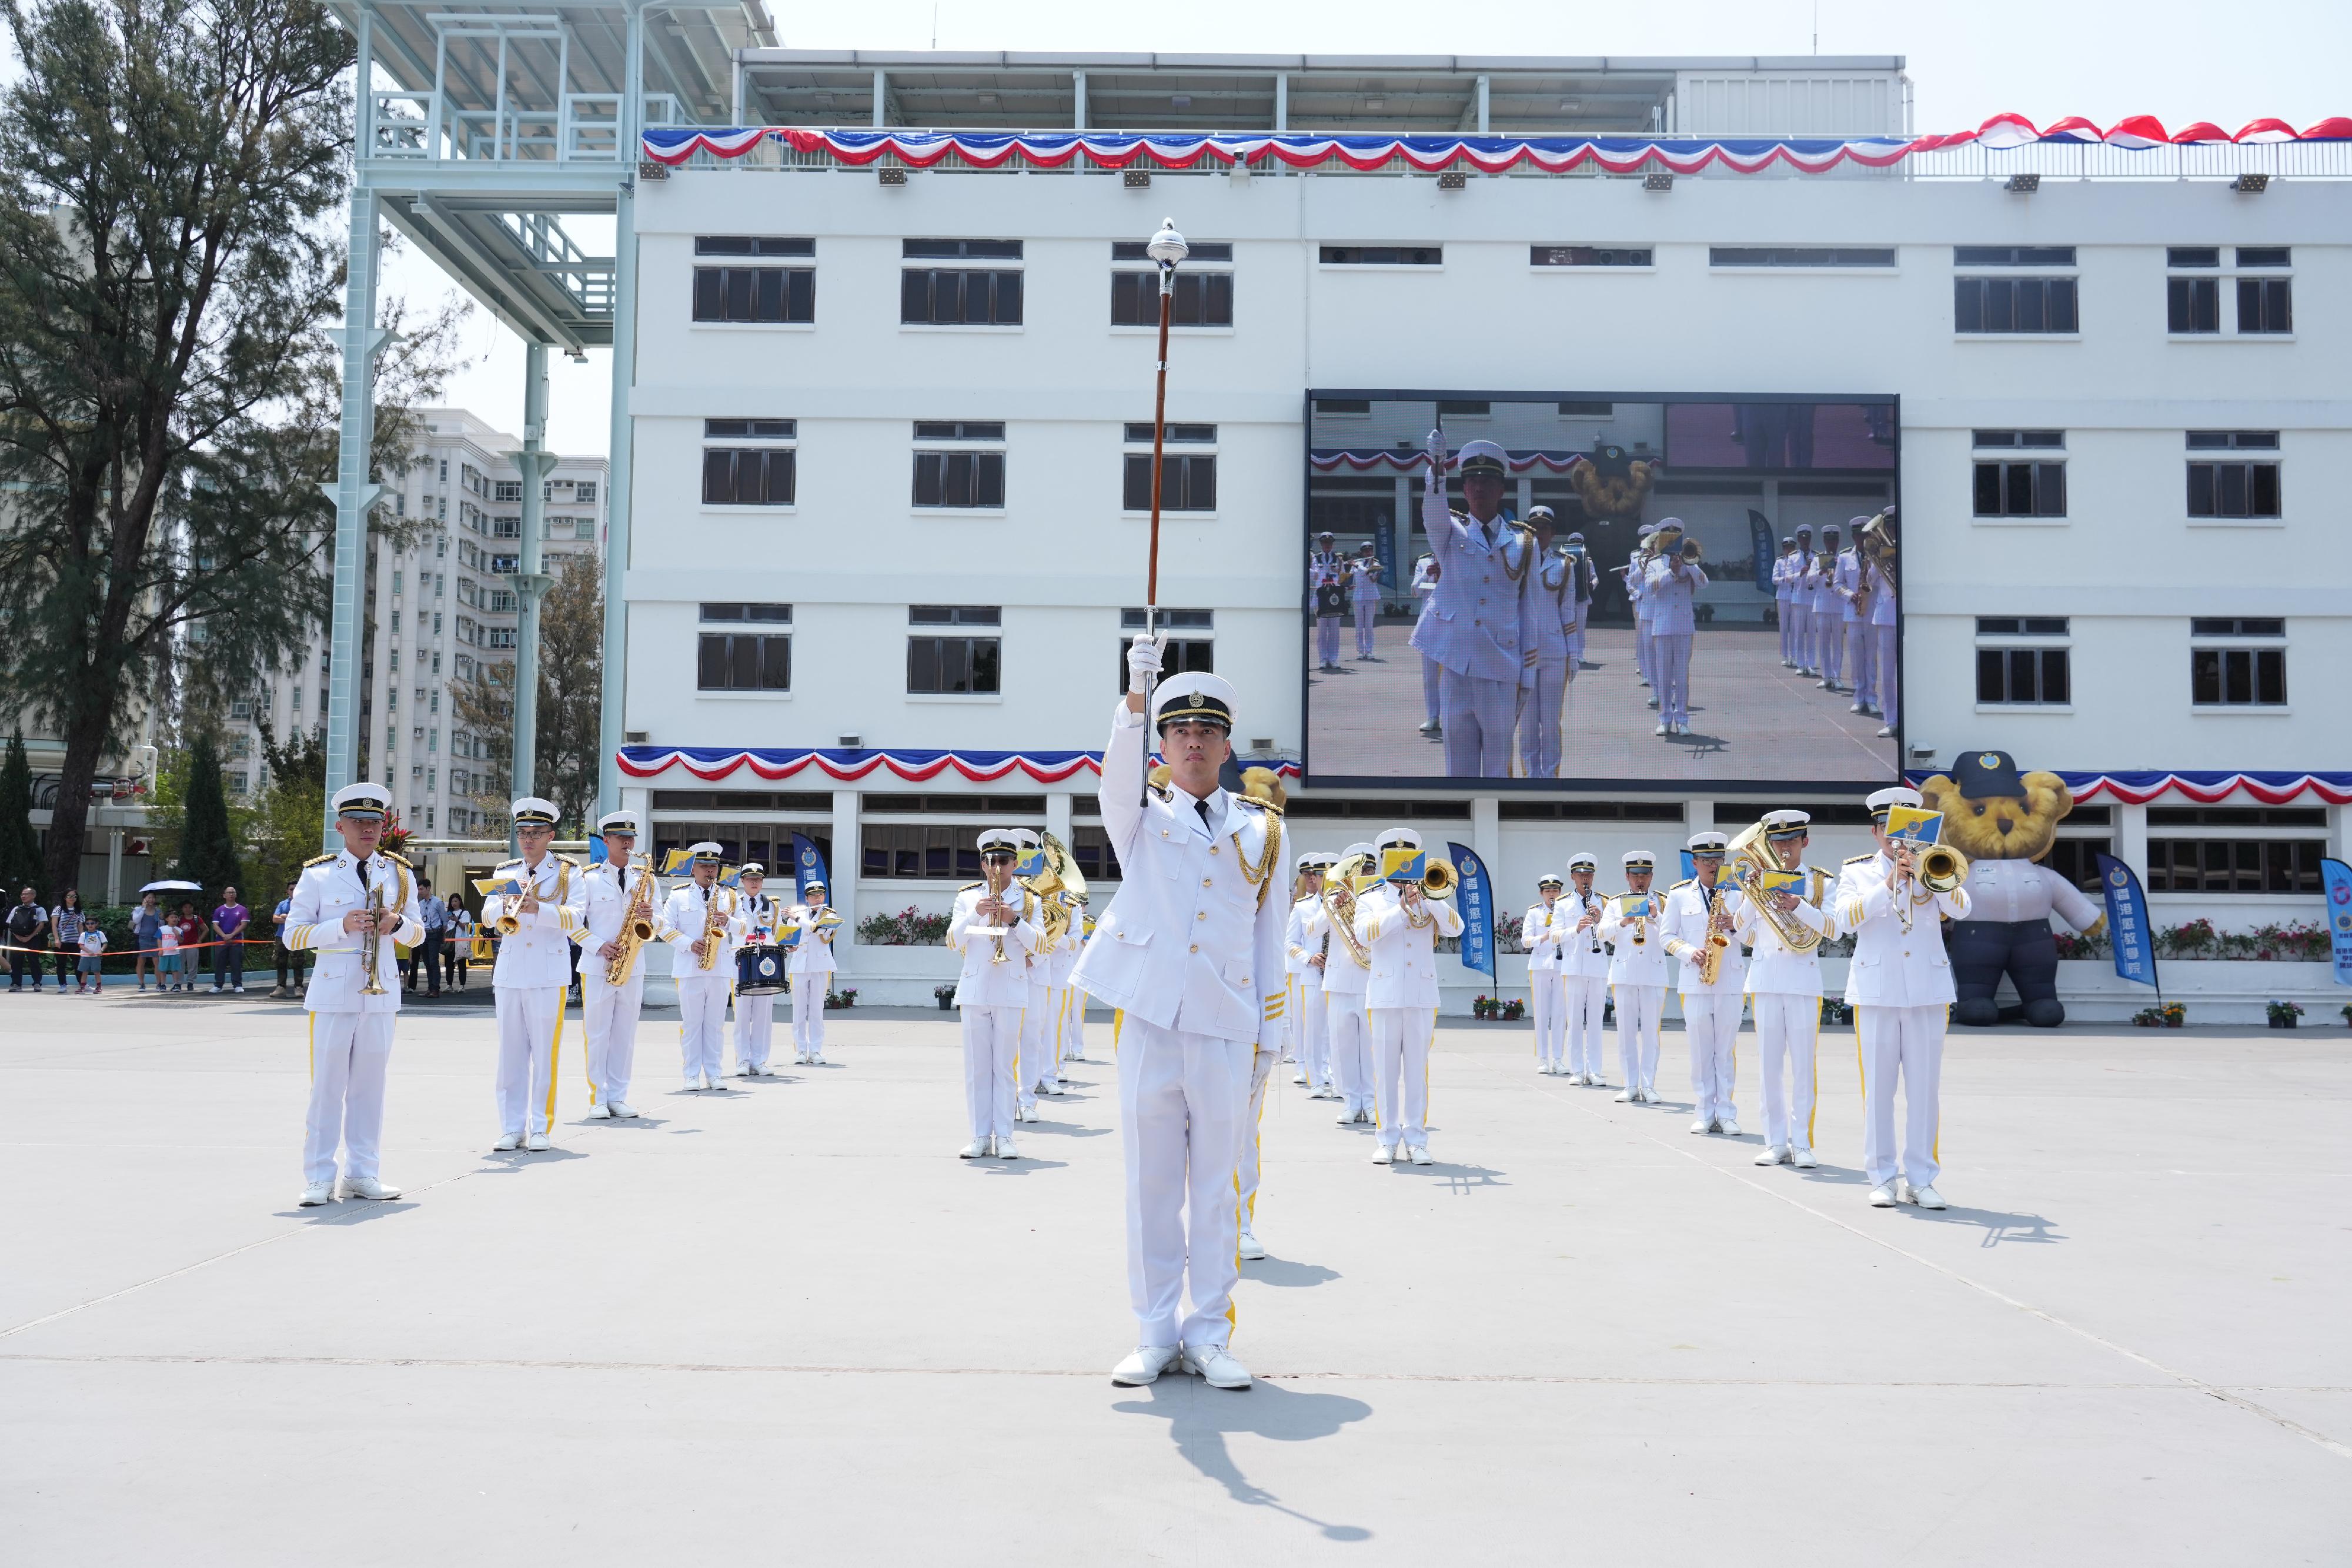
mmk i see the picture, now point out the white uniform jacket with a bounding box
[1556,891,1613,979]
[1353,885,1464,1011]
[1522,901,1563,972]
[1661,878,1748,995]
[1773,551,1798,604]
[1836,853,1973,1008]
[1041,905,1084,989]
[657,881,744,981]
[1068,704,1288,1048]
[1409,487,1539,687]
[1643,556,1708,638]
[947,882,1040,1007]
[1604,892,1671,987]
[285,850,426,1014]
[1866,560,1899,628]
[1733,866,1838,997]
[569,858,660,981]
[1301,897,1371,996]
[1834,548,1864,622]
[1285,895,1326,983]
[1957,859,2103,931]
[482,854,583,988]
[1531,557,1574,662]
[1348,558,1383,605]
[783,903,841,975]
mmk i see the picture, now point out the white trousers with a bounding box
[1044,985,1073,1076]
[1858,1004,1946,1189]
[791,975,826,1055]
[734,989,775,1070]
[1563,975,1609,1078]
[1369,1006,1436,1149]
[1788,601,1813,671]
[1325,988,1373,1112]
[1527,968,1565,1065]
[1753,991,1821,1152]
[960,1004,1020,1141]
[1636,616,1654,682]
[1613,983,1665,1092]
[1517,657,1569,776]
[1316,615,1341,665]
[1353,600,1377,656]
[1653,630,1693,727]
[1439,667,1518,777]
[1018,983,1051,1106]
[1119,1019,1252,1349]
[1815,604,1844,683]
[1421,652,1442,724]
[1873,623,1898,728]
[1682,991,1745,1124]
[1846,617,1874,707]
[1777,597,1796,661]
[494,985,566,1136]
[1237,1043,1278,1234]
[580,970,644,1107]
[677,977,731,1083]
[1290,974,1330,1086]
[305,1011,394,1184]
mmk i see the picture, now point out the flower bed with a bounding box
[856,905,950,946]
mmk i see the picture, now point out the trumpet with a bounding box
[983,858,1017,965]
[358,874,388,996]
[1917,843,1969,893]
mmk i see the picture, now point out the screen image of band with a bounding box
[1303,393,1902,786]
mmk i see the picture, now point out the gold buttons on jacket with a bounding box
[1197,911,1208,921]
[1202,878,1213,888]
[1190,943,1199,954]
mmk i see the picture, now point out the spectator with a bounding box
[157,907,185,989]
[76,920,108,994]
[210,885,249,994]
[6,888,47,992]
[172,900,205,992]
[450,905,475,990]
[412,878,449,998]
[270,880,304,999]
[51,891,84,991]
[132,892,163,990]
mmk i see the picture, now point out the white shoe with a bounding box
[1357,1108,1375,1125]
[613,1101,640,1119]
[1869,1181,1899,1208]
[1408,1144,1433,1165]
[1337,1110,1358,1126]
[584,1104,613,1119]
[1850,702,1866,714]
[1655,723,1668,736]
[1791,1146,1817,1169]
[343,1175,400,1201]
[1718,1117,1742,1138]
[995,1136,1021,1159]
[1690,1117,1710,1134]
[811,1053,827,1065]
[1066,1049,1086,1063]
[960,1139,988,1159]
[1237,1230,1267,1261]
[735,1063,753,1077]
[1876,726,1895,738]
[525,1132,550,1152]
[492,1132,522,1152]
[1372,1144,1395,1164]
[1756,1145,1789,1166]
[1292,1072,1309,1085]
[1900,1182,1947,1209]
[1615,1088,1635,1103]
[1112,1344,1182,1386]
[298,1180,335,1206]
[1180,1343,1252,1390]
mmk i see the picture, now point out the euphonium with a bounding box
[1022,831,1087,948]
[1321,851,1374,969]
[605,855,656,986]
[1724,819,1823,955]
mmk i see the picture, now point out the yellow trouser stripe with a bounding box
[544,1001,567,1124]
[1807,1005,1821,1148]
[307,1014,315,1081]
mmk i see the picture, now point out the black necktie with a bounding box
[1195,798,1212,833]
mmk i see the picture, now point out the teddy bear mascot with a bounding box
[1917,750,2106,1027]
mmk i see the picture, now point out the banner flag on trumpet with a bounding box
[472,875,526,900]
[2094,853,2160,993]
[1381,847,1426,884]
[1883,806,1945,847]
[1446,841,1496,980]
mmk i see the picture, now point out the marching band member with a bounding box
[1076,652,1285,1392]
[1606,850,1668,1104]
[1774,536,1800,667]
[1788,526,1816,677]
[1837,521,1874,718]
[948,831,1039,1159]
[1308,839,1379,1126]
[1868,546,1899,739]
[1524,874,1566,1074]
[1060,899,1094,1065]
[1838,788,1972,1209]
[573,810,653,1118]
[1559,853,1612,1086]
[1044,888,1085,1089]
[1562,531,1598,673]
[1810,524,1845,690]
[1233,777,1296,1262]
[1348,541,1383,660]
[287,782,423,1205]
[1643,521,1706,738]
[1517,507,1576,777]
[657,842,741,1092]
[1411,433,1537,777]
[1409,551,1442,736]
[1353,828,1461,1165]
[730,864,779,1076]
[1309,531,1346,673]
[1662,833,1746,1135]
[1010,828,1058,1119]
[482,796,582,1151]
[786,875,838,1066]
[1629,534,1658,703]
[1285,852,1332,1092]
[1735,811,1836,1168]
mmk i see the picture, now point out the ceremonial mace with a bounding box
[1138,217,1188,805]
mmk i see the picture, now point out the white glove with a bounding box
[1126,633,1163,693]
[1425,427,1446,491]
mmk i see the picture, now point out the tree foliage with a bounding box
[0,730,39,895]
[449,551,604,834]
[243,716,326,905]
[172,728,243,898]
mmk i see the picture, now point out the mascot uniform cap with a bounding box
[1953,750,2028,799]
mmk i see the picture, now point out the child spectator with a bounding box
[76,922,108,994]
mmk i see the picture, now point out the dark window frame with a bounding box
[900,268,1024,326]
[1531,245,1653,268]
[697,631,793,692]
[1954,275,2079,333]
[1975,645,2073,706]
[1318,245,1442,266]
[2146,837,2323,894]
[2168,275,2220,333]
[1117,635,1213,692]
[1123,452,1217,511]
[701,447,797,507]
[2190,646,2287,707]
[2186,459,2281,519]
[912,449,1007,509]
[906,634,1003,694]
[2236,275,2292,334]
[691,265,815,324]
[1709,246,1897,268]
[1973,459,2067,518]
[1111,269,1235,327]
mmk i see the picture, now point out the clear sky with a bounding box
[380,0,2352,454]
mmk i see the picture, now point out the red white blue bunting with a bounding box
[1312,449,1591,475]
[618,745,1302,786]
[643,115,2351,172]
[1909,771,2352,807]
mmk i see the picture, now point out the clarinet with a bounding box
[1583,891,1602,955]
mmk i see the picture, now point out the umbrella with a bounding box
[139,880,204,894]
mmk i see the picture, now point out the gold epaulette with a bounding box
[960,881,984,892]
[302,852,336,868]
[1147,783,1172,803]
[382,851,413,868]
[1237,795,1281,816]
[1669,877,1694,890]
[496,858,523,870]
[556,853,582,868]
[1842,853,1875,865]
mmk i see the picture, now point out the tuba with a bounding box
[1021,831,1087,949]
[1321,851,1375,969]
[1724,818,1824,955]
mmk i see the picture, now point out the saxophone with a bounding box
[698,882,727,970]
[1693,886,1733,987]
[605,857,657,985]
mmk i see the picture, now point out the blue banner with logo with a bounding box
[2093,852,2159,991]
[790,833,829,902]
[1748,508,1776,593]
[2323,858,2352,987]
[1447,841,1496,979]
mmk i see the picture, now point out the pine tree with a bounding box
[173,731,243,901]
[0,730,38,897]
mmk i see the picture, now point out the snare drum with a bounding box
[734,943,788,996]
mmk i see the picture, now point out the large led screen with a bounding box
[1303,392,1902,788]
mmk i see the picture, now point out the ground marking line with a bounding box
[1527,1066,2352,1462]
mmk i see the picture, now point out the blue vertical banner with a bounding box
[1748,508,1776,593]
[2093,852,2160,992]
[790,833,830,902]
[586,833,607,866]
[2323,858,2352,987]
[1446,841,1496,980]
[1679,849,1696,883]
[1373,506,1398,592]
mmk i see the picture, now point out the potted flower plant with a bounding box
[1501,997,1525,1022]
[826,986,858,1010]
[2266,999,2304,1028]
[934,983,957,1012]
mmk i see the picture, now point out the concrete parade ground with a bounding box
[4,994,2348,1565]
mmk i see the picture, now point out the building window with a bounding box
[1117,636,1212,692]
[1531,245,1652,268]
[574,481,597,502]
[1975,617,2071,705]
[2190,618,2286,707]
[1972,432,2067,517]
[1709,246,1896,268]
[1111,240,1233,326]
[487,627,516,649]
[907,636,1000,694]
[492,480,522,502]
[2236,247,2291,333]
[1121,423,1216,512]
[901,239,1023,326]
[1319,245,1441,266]
[2166,247,2220,333]
[701,602,793,624]
[2146,838,2323,893]
[702,419,796,507]
[2186,431,2280,519]
[912,422,1005,509]
[1954,276,2078,333]
[698,632,792,692]
[1954,246,2077,268]
[694,265,815,324]
[1120,607,1212,629]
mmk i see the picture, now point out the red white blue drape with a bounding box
[617,746,1302,786]
[643,115,2351,172]
[1909,771,2352,807]
[1312,449,1591,475]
